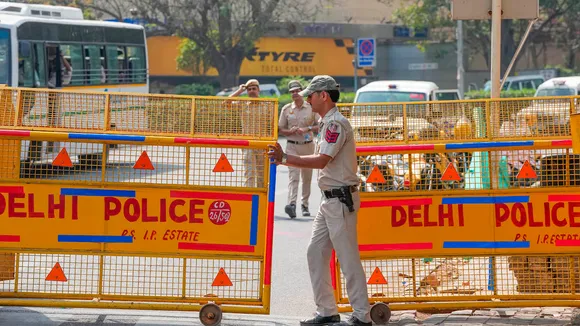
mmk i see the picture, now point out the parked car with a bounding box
[483,75,545,92]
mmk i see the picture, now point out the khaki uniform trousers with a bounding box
[244,149,264,188]
[286,142,315,207]
[306,191,371,322]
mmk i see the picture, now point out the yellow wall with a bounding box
[147,36,370,77]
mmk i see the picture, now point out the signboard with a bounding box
[0,184,266,256]
[147,36,369,78]
[357,38,376,68]
[358,193,580,257]
[408,63,439,71]
[451,0,539,20]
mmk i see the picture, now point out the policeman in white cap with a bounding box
[278,80,321,218]
[268,75,371,326]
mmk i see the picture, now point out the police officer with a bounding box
[279,80,321,218]
[229,79,265,188]
[268,75,371,326]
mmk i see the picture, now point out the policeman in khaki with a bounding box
[268,75,371,326]
[279,80,321,218]
[229,79,267,188]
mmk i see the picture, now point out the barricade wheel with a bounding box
[370,302,391,325]
[199,303,222,326]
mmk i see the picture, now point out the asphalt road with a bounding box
[269,137,322,318]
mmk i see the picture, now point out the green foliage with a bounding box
[391,0,580,69]
[465,89,536,99]
[174,83,215,96]
[176,39,212,75]
[545,65,580,77]
[276,76,311,94]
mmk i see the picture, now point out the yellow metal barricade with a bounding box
[0,85,278,326]
[334,96,580,324]
[573,110,580,153]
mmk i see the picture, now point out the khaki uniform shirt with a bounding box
[236,100,273,138]
[316,107,359,190]
[279,101,320,142]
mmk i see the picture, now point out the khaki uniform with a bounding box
[307,107,371,323]
[239,101,270,189]
[279,101,320,208]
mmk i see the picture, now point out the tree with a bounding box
[89,0,328,89]
[382,0,580,74]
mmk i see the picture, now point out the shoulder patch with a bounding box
[325,122,340,143]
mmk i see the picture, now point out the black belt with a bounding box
[287,140,313,145]
[323,185,358,199]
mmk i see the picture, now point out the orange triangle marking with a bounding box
[441,163,461,181]
[517,160,537,179]
[45,262,67,282]
[52,148,73,167]
[213,153,234,173]
[367,165,386,183]
[367,267,387,285]
[133,151,155,170]
[211,268,233,286]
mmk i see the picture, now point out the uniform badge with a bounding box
[325,122,340,143]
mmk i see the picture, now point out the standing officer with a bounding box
[278,80,320,218]
[229,79,265,188]
[268,75,371,326]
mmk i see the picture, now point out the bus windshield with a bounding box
[0,28,10,85]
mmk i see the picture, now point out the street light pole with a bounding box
[353,39,358,92]
[490,0,502,99]
[490,0,502,190]
[457,20,465,98]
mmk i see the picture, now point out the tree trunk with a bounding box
[215,52,244,90]
[566,48,576,70]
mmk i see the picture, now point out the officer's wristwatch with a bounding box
[281,152,287,164]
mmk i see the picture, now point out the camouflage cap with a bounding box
[299,75,340,97]
[288,80,303,92]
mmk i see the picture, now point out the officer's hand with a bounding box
[289,126,298,134]
[267,143,283,163]
[295,127,307,135]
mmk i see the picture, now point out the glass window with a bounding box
[127,46,146,83]
[84,45,104,84]
[33,43,47,87]
[521,80,534,89]
[60,44,84,85]
[536,87,575,97]
[533,79,545,88]
[435,92,460,101]
[106,45,121,84]
[0,29,10,85]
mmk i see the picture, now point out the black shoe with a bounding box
[285,204,297,219]
[333,315,371,326]
[300,314,340,326]
[301,204,310,216]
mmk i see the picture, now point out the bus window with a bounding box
[0,29,10,85]
[84,45,103,85]
[60,44,83,85]
[18,41,36,87]
[105,45,120,84]
[127,46,145,83]
[33,43,47,87]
